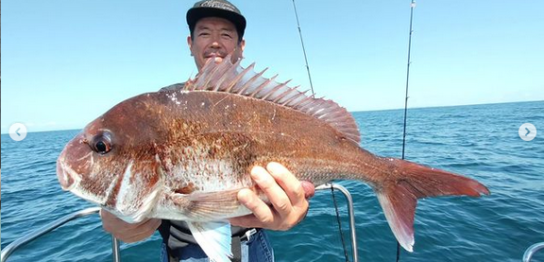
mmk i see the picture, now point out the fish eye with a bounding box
[91,132,112,155]
[95,140,109,153]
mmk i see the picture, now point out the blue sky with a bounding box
[2,1,543,133]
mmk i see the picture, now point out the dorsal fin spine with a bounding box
[261,80,291,100]
[191,58,214,91]
[237,67,267,95]
[226,63,256,94]
[326,110,350,119]
[306,100,329,115]
[299,96,319,109]
[250,74,278,98]
[282,90,308,106]
[318,103,340,115]
[197,57,224,90]
[199,60,223,90]
[225,64,254,93]
[213,60,242,91]
[221,61,245,93]
[273,85,299,104]
[292,96,314,110]
[204,58,234,90]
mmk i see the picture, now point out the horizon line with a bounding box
[1,99,542,135]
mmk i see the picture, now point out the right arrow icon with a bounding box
[519,123,537,141]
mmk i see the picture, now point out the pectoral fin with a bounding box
[187,221,232,262]
[160,189,248,220]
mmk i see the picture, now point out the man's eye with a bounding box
[221,34,232,39]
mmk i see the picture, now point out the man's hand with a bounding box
[230,162,315,231]
[100,209,161,243]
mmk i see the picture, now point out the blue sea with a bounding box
[2,101,543,262]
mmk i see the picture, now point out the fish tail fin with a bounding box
[374,158,490,252]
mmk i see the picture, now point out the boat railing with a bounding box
[316,183,359,262]
[523,242,544,262]
[0,207,121,262]
[1,183,359,262]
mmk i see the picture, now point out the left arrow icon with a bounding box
[9,123,28,141]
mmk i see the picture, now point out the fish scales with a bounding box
[122,89,370,192]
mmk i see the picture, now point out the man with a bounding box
[100,1,315,261]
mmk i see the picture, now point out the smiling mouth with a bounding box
[206,53,223,58]
[204,50,228,58]
[205,56,224,64]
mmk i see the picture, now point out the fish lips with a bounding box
[57,133,90,191]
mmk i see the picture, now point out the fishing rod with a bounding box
[398,1,417,261]
[402,0,416,160]
[291,0,316,97]
[291,1,351,261]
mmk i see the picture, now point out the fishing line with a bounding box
[331,186,351,262]
[398,1,417,261]
[291,1,350,261]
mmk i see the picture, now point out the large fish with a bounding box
[57,57,489,262]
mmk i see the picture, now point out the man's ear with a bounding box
[187,35,193,49]
[239,38,246,52]
[187,35,194,56]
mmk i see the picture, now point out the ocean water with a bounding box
[1,101,543,262]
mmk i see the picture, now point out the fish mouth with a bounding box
[56,133,87,191]
[56,157,81,191]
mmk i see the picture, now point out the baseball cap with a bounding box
[187,0,246,39]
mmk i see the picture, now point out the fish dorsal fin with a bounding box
[185,56,361,143]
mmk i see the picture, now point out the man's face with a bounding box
[188,17,245,71]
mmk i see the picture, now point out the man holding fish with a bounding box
[57,0,489,261]
[99,1,314,261]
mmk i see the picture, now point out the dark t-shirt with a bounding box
[157,83,252,252]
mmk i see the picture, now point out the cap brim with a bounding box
[187,8,246,37]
